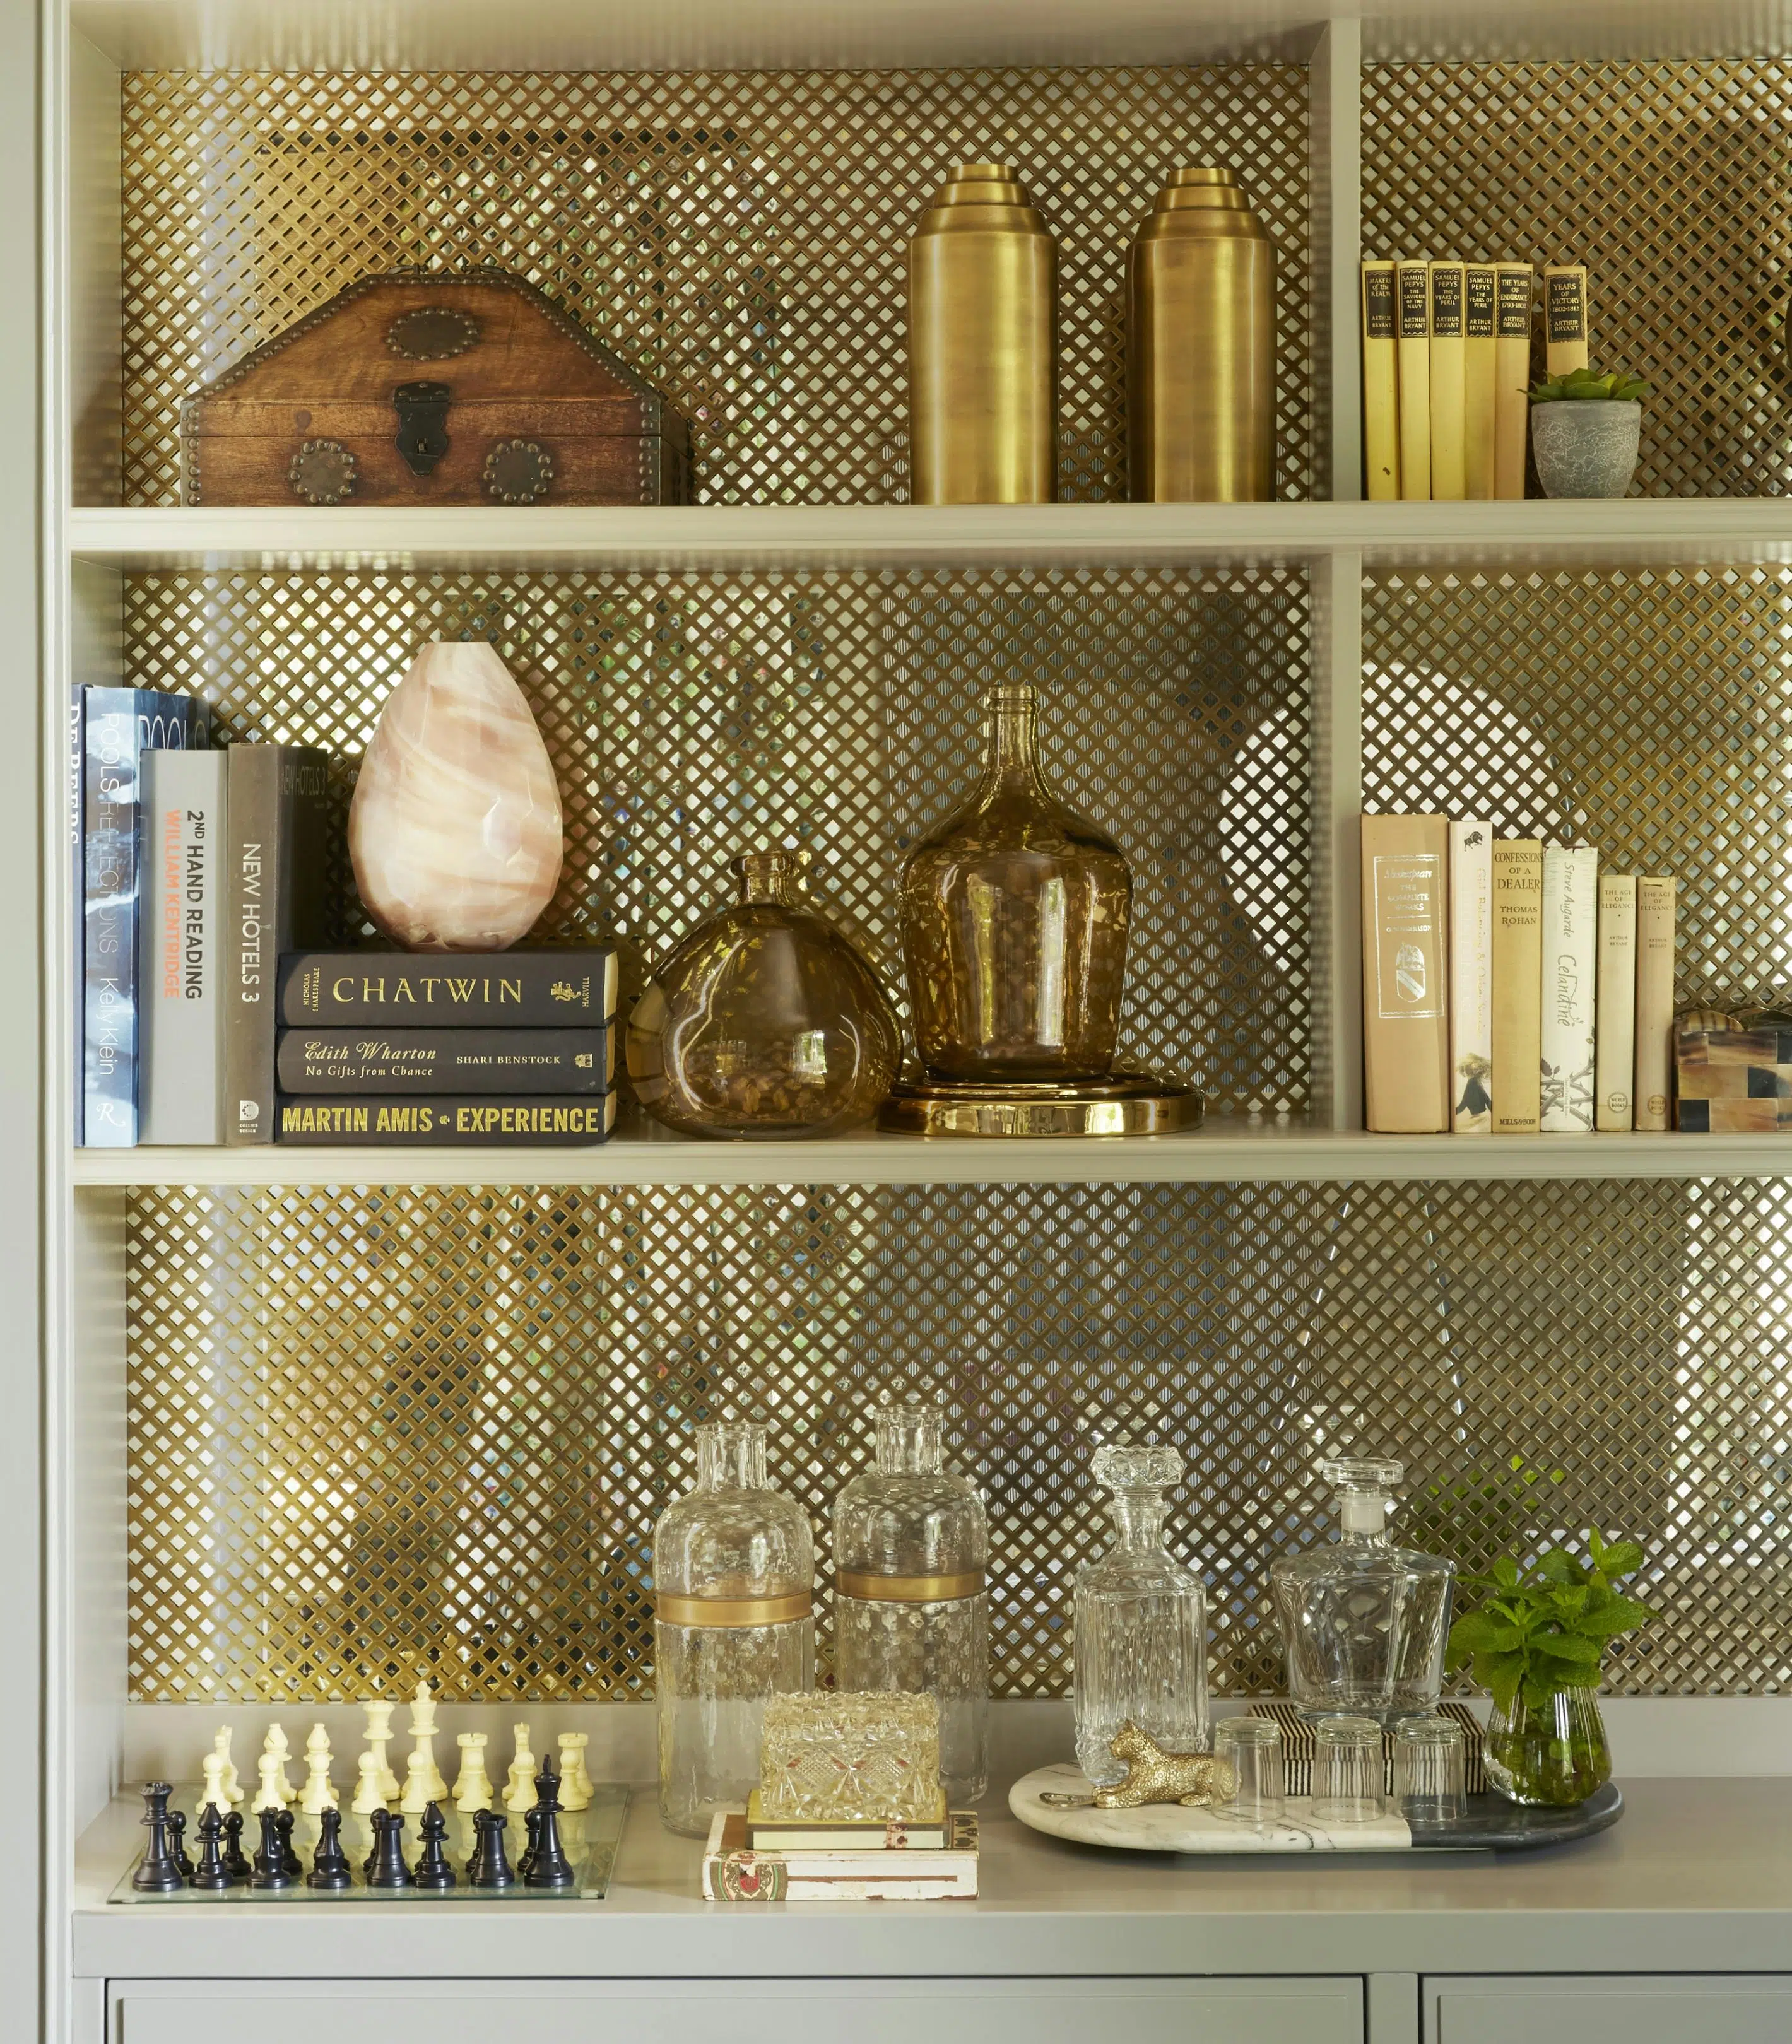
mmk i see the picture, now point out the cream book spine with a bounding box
[1494,264,1533,498]
[1594,872,1638,1131]
[1396,259,1431,501]
[1361,261,1401,501]
[1490,839,1543,1135]
[1427,260,1467,500]
[1540,843,1598,1132]
[1361,813,1451,1133]
[1449,819,1493,1133]
[1463,263,1497,499]
[1543,262,1589,377]
[1632,875,1677,1131]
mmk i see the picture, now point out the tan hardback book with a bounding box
[1463,264,1497,500]
[1449,819,1493,1132]
[1361,813,1451,1132]
[1594,872,1638,1131]
[1490,840,1543,1135]
[1633,875,1678,1130]
[1361,261,1400,500]
[703,1809,979,1901]
[1427,261,1467,501]
[1543,262,1589,377]
[1396,259,1431,501]
[1493,264,1533,498]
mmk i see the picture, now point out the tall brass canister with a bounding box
[1128,166,1275,502]
[907,162,1058,504]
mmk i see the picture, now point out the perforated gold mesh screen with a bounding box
[1362,565,1792,1009]
[126,1178,1792,1702]
[1362,62,1792,496]
[124,565,1312,1113]
[119,66,1314,507]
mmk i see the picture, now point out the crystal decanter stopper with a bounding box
[1072,1443,1210,1785]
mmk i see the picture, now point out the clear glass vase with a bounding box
[1072,1442,1209,1785]
[899,684,1131,1081]
[627,849,900,1138]
[832,1402,990,1806]
[652,1421,816,1836]
[1268,1455,1456,1725]
[1484,1687,1612,1807]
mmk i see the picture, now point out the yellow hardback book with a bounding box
[1493,263,1533,499]
[1463,264,1497,499]
[1360,260,1400,500]
[1490,839,1543,1136]
[1427,261,1466,500]
[1361,813,1451,1132]
[1543,262,1589,377]
[1396,259,1430,501]
[1632,875,1677,1131]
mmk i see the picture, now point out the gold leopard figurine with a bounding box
[1091,1721,1236,1809]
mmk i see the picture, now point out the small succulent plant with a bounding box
[1527,366,1649,404]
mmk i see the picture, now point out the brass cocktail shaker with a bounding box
[907,162,1058,504]
[1127,167,1275,502]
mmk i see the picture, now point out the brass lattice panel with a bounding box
[119,66,1314,507]
[1362,62,1792,496]
[125,565,1312,1115]
[1362,565,1792,1011]
[127,1178,1792,1703]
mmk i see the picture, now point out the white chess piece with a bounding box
[350,1747,387,1815]
[454,1732,493,1813]
[200,1750,230,1816]
[262,1723,295,1803]
[363,1701,401,1801]
[502,1723,536,1812]
[563,1731,594,1806]
[556,1733,591,1811]
[252,1751,286,1813]
[408,1677,439,1738]
[211,1726,242,1804]
[300,1722,338,1814]
[407,1678,448,1799]
[399,1744,436,1814]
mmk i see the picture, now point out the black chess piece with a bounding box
[221,1810,251,1881]
[166,1807,195,1878]
[413,1802,456,1891]
[279,1809,302,1876]
[250,1807,297,1890]
[366,1808,414,1889]
[516,1806,540,1879]
[467,1809,516,1889]
[306,1805,353,1891]
[522,1757,576,1889]
[131,1782,185,1893]
[188,1802,236,1891]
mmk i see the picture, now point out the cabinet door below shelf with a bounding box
[1427,1976,1792,2044]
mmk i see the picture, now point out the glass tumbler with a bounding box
[1393,1715,1467,1826]
[1213,1718,1285,1826]
[1312,1715,1383,1825]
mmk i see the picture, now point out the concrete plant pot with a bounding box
[1530,399,1641,498]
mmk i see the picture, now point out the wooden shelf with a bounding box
[64,500,1792,575]
[68,1122,1792,1187]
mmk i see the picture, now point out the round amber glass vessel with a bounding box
[626,849,900,1139]
[900,685,1131,1081]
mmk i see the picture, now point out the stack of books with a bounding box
[1361,257,1588,502]
[1361,814,1677,1136]
[702,1792,979,1901]
[274,949,620,1146]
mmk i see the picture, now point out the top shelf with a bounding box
[64,502,1792,575]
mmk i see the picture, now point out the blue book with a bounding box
[81,688,209,1146]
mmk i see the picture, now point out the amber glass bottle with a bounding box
[899,685,1131,1081]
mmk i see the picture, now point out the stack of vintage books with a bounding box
[702,1794,979,1902]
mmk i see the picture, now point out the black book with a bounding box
[279,948,618,1026]
[276,1025,613,1095]
[224,746,336,1146]
[276,1092,617,1146]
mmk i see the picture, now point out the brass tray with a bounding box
[878,1072,1203,1137]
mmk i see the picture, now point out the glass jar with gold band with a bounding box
[832,1402,989,1804]
[653,1421,815,1836]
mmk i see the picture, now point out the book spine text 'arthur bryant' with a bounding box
[1463,264,1497,500]
[1594,872,1638,1132]
[1493,264,1533,499]
[1540,844,1598,1132]
[1427,260,1467,501]
[1543,262,1589,378]
[139,748,226,1145]
[1360,261,1400,500]
[1449,820,1492,1133]
[1396,260,1431,502]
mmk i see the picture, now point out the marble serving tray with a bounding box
[110,1783,628,1901]
[1011,1765,1624,1855]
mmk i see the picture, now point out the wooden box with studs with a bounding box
[180,267,691,507]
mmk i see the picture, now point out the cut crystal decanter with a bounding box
[652,1421,816,1836]
[1072,1442,1210,1785]
[832,1401,990,1805]
[1268,1455,1456,1725]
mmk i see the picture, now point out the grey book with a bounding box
[138,748,226,1145]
